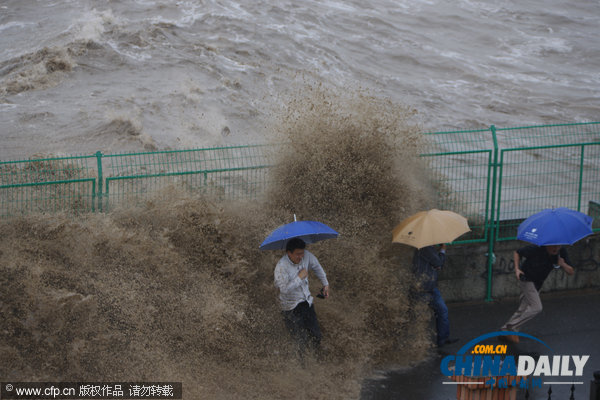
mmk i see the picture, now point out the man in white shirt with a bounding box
[274,238,330,353]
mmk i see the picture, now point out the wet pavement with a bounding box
[361,288,600,400]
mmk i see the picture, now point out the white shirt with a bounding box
[273,250,329,311]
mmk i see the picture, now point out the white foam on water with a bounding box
[0,21,31,32]
[0,0,598,157]
[0,103,18,112]
[106,40,153,62]
[70,9,113,42]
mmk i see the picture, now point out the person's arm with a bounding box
[557,249,574,276]
[514,251,524,280]
[438,244,447,269]
[274,263,304,293]
[420,245,446,270]
[306,252,330,298]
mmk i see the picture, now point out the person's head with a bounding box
[544,245,561,255]
[286,238,306,264]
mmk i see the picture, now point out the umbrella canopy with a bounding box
[260,217,339,250]
[517,207,593,246]
[392,209,471,249]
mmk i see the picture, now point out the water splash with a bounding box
[0,86,441,399]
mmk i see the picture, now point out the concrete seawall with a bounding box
[438,233,600,302]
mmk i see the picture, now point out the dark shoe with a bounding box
[438,338,459,347]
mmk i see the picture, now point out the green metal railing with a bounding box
[98,145,270,211]
[0,145,271,216]
[495,142,600,240]
[421,122,600,300]
[1,122,598,300]
[0,155,97,216]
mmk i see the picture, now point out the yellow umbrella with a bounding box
[392,209,470,249]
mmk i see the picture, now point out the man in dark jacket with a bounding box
[500,245,574,343]
[413,244,458,347]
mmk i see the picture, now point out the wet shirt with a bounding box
[518,245,571,290]
[274,250,329,311]
[412,246,446,292]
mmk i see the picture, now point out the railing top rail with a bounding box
[422,128,491,135]
[100,144,273,158]
[499,141,600,153]
[423,121,600,136]
[104,165,271,182]
[0,177,96,189]
[494,121,600,131]
[420,149,493,157]
[421,122,600,156]
[0,154,96,165]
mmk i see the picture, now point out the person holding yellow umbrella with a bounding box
[393,209,470,347]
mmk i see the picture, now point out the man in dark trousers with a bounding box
[500,244,574,343]
[413,243,458,347]
[274,238,330,355]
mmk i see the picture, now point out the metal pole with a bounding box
[577,144,585,212]
[95,151,103,212]
[485,125,499,302]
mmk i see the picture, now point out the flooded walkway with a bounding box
[361,288,600,400]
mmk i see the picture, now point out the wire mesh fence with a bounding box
[419,122,600,300]
[99,145,271,211]
[1,123,598,238]
[2,122,598,301]
[420,149,493,244]
[495,142,600,240]
[0,155,97,217]
[420,122,600,243]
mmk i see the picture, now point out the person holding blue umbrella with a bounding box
[500,245,575,343]
[273,238,330,356]
[262,216,338,357]
[500,208,592,344]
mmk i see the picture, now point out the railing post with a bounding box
[577,144,585,212]
[485,125,499,302]
[95,151,103,212]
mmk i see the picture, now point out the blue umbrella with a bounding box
[260,215,339,250]
[517,207,593,246]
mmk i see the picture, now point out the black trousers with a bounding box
[282,301,322,351]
